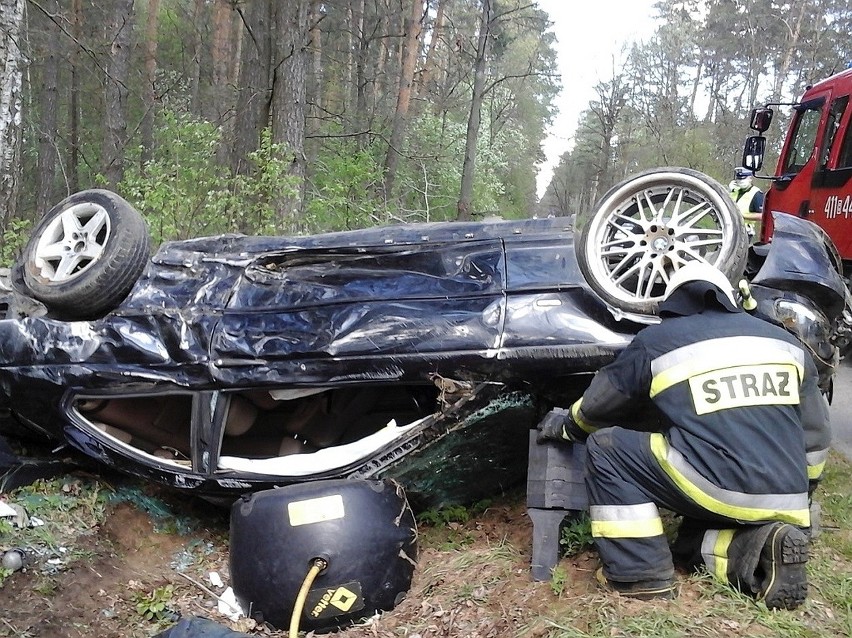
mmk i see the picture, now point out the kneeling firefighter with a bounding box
[537,261,831,608]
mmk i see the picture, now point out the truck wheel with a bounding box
[16,189,150,319]
[576,167,748,318]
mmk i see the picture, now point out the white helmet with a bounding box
[664,261,737,308]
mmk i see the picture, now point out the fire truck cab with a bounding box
[743,67,852,269]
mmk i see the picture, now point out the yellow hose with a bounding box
[289,558,328,638]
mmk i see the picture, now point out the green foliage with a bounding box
[417,499,492,527]
[122,111,226,244]
[122,112,297,245]
[417,504,474,526]
[549,564,568,597]
[0,567,14,588]
[0,217,32,267]
[392,113,513,221]
[822,451,852,531]
[32,576,59,597]
[221,128,300,235]
[416,500,493,550]
[393,114,465,222]
[303,137,384,232]
[2,478,110,574]
[134,584,175,621]
[559,513,594,556]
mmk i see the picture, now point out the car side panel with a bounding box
[209,241,507,383]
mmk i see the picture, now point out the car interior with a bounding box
[73,384,442,474]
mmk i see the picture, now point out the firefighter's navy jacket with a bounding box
[572,300,831,528]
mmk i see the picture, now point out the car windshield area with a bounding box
[782,105,822,174]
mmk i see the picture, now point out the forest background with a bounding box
[0,0,851,262]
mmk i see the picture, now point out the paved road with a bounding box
[828,357,852,461]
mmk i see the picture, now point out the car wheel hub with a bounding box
[33,203,112,283]
[647,226,674,253]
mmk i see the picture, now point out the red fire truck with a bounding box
[743,67,852,267]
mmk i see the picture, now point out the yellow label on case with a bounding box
[287,494,345,526]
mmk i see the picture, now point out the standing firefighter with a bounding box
[537,262,830,608]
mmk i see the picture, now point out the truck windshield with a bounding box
[782,106,822,174]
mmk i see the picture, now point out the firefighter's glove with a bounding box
[536,408,576,445]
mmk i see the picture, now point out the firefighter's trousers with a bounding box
[585,426,799,585]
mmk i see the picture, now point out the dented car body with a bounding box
[0,176,849,507]
[1,216,635,505]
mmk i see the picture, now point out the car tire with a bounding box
[576,167,748,318]
[16,189,150,319]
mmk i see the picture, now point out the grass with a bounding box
[537,450,852,638]
[0,451,849,638]
[0,477,110,588]
[559,512,594,556]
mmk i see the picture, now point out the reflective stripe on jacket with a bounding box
[576,308,830,522]
[732,185,761,215]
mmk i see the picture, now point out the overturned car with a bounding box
[0,168,848,508]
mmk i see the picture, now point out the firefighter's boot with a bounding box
[595,567,675,600]
[728,523,809,610]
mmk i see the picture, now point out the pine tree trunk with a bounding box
[231,0,273,178]
[141,0,161,168]
[418,0,446,96]
[37,0,61,213]
[382,0,425,200]
[210,0,236,124]
[771,0,807,102]
[457,0,490,221]
[271,0,310,226]
[69,0,82,193]
[308,0,323,114]
[102,0,136,188]
[189,0,205,116]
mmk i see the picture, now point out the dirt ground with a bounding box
[0,475,781,638]
[0,475,592,638]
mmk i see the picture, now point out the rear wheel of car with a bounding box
[576,167,748,318]
[17,189,150,319]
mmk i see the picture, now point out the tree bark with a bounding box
[382,0,425,200]
[69,0,82,193]
[102,0,136,188]
[374,7,389,113]
[188,0,205,116]
[308,0,323,114]
[209,0,236,124]
[230,0,273,177]
[141,0,161,168]
[350,0,366,143]
[0,0,25,228]
[418,0,446,96]
[271,0,310,225]
[457,0,491,221]
[37,0,61,213]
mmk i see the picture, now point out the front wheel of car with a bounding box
[576,167,748,318]
[16,189,150,319]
